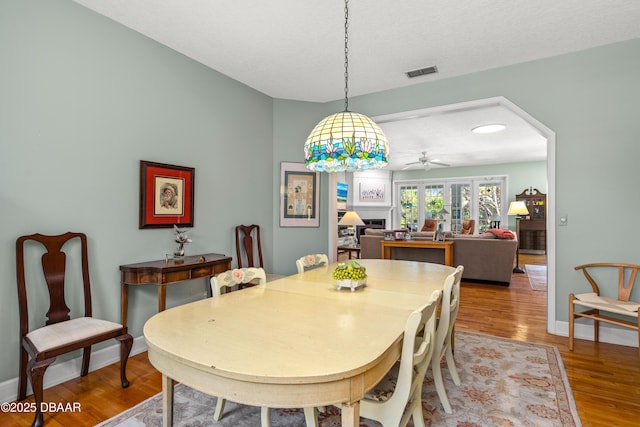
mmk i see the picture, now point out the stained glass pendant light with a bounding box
[304,0,389,173]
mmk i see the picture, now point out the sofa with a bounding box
[360,229,518,285]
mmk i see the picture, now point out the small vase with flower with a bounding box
[173,225,192,263]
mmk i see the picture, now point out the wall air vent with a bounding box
[406,66,438,78]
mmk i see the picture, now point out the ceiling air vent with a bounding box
[406,66,438,78]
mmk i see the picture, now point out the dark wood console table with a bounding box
[119,253,231,326]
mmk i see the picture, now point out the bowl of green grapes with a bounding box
[332,260,367,291]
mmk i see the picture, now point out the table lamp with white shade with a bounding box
[508,200,530,273]
[338,211,365,246]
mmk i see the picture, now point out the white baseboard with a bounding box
[554,320,638,348]
[0,335,148,405]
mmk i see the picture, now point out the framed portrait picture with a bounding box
[383,231,395,241]
[139,160,195,229]
[280,162,320,227]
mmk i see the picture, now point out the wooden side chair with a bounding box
[16,232,133,427]
[570,263,640,355]
[359,289,442,427]
[236,224,264,268]
[431,265,464,414]
[235,224,284,282]
[295,254,329,273]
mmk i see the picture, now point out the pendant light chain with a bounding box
[344,0,349,112]
[303,0,389,173]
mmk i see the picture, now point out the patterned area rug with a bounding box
[526,264,548,291]
[97,332,580,427]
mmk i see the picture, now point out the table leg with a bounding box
[121,281,128,327]
[162,374,174,427]
[341,401,359,427]
[444,246,453,266]
[158,285,167,312]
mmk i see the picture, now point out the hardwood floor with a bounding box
[4,253,639,426]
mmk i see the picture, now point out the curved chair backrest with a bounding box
[295,254,329,274]
[211,267,267,296]
[435,265,464,358]
[400,290,441,394]
[16,232,92,332]
[430,265,464,414]
[235,224,264,268]
[360,289,442,427]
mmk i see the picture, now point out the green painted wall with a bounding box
[272,99,336,275]
[363,39,640,328]
[1,0,274,384]
[273,39,640,341]
[2,0,640,391]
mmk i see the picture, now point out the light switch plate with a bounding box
[559,214,568,226]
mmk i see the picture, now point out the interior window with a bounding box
[394,176,506,232]
[450,183,471,233]
[424,184,445,221]
[399,185,418,231]
[478,182,502,232]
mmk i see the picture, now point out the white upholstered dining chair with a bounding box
[359,289,442,427]
[431,265,464,414]
[210,267,267,297]
[210,268,317,427]
[295,254,329,273]
[211,268,266,423]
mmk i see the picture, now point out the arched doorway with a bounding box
[327,96,557,332]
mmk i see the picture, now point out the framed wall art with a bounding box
[352,173,391,207]
[280,162,320,227]
[139,160,195,229]
[359,182,386,203]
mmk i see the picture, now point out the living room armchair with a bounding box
[460,219,475,234]
[421,219,438,232]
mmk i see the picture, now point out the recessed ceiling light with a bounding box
[472,124,506,134]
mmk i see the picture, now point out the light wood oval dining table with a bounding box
[144,259,456,427]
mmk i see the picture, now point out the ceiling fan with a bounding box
[403,151,450,170]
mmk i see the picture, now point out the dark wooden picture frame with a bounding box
[139,160,195,229]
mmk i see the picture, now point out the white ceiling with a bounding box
[374,99,548,171]
[72,0,640,170]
